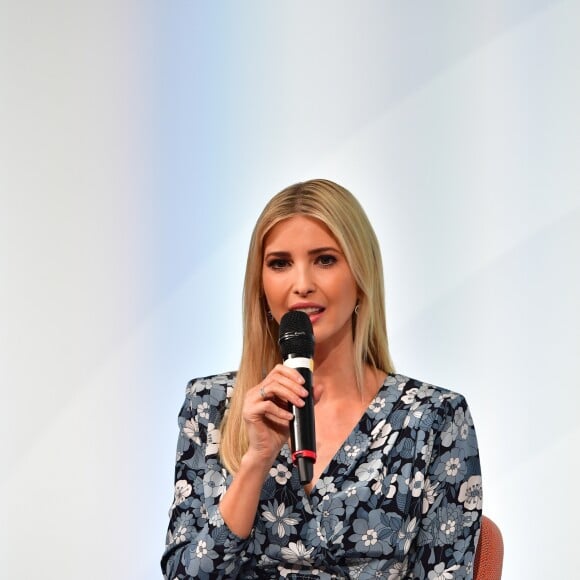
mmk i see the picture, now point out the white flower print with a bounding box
[440,518,456,538]
[206,422,220,456]
[203,466,226,499]
[183,419,201,445]
[387,473,397,499]
[458,475,483,510]
[208,507,224,527]
[388,560,409,579]
[196,400,210,420]
[406,404,423,429]
[372,477,383,496]
[280,540,315,563]
[355,458,382,482]
[173,524,187,544]
[270,463,292,485]
[445,457,461,478]
[427,562,460,579]
[401,388,419,405]
[369,396,386,413]
[415,383,434,399]
[437,391,457,403]
[422,478,439,514]
[362,528,378,547]
[172,479,192,508]
[262,501,300,538]
[182,418,200,443]
[397,517,418,554]
[370,420,397,450]
[171,512,194,544]
[318,476,338,499]
[410,471,425,498]
[441,421,459,448]
[194,538,211,559]
[345,443,361,458]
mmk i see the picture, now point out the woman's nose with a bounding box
[292,266,315,296]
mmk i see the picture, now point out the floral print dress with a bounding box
[161,372,482,579]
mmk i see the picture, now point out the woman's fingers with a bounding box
[259,386,305,408]
[244,364,308,428]
[257,365,308,407]
[262,402,294,423]
[242,364,311,458]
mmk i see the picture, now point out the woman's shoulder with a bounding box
[384,372,470,411]
[185,371,237,398]
[180,371,237,425]
[377,373,475,438]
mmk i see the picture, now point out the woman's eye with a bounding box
[317,254,337,267]
[267,259,289,270]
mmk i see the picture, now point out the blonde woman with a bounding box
[162,180,482,579]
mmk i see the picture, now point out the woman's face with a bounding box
[262,215,358,354]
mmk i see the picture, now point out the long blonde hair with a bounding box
[219,179,394,474]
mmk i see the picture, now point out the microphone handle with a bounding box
[287,364,316,484]
[296,455,313,486]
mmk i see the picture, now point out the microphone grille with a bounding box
[278,311,314,359]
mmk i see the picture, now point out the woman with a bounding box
[161,180,482,579]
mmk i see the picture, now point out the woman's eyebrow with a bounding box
[263,250,291,260]
[264,247,341,260]
[308,246,341,255]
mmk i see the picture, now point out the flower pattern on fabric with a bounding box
[161,372,482,579]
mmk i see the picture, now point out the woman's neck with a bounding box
[313,341,384,405]
[313,333,355,389]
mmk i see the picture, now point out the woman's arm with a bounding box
[219,364,306,538]
[162,366,306,578]
[161,377,252,580]
[410,393,483,579]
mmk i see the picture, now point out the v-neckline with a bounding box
[301,375,389,496]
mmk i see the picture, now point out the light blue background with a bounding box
[1,1,579,577]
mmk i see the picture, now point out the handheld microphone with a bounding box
[278,310,316,485]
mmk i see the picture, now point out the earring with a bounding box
[266,309,273,321]
[354,303,360,315]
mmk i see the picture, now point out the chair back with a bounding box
[474,515,503,579]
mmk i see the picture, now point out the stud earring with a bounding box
[354,303,360,315]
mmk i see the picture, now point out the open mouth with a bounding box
[293,307,325,315]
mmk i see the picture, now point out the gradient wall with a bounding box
[1,1,579,577]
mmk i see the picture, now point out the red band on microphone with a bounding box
[292,450,317,463]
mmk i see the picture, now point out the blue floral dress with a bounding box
[161,372,482,579]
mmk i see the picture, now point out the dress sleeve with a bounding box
[409,393,482,579]
[161,380,252,579]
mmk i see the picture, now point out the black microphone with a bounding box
[278,310,316,484]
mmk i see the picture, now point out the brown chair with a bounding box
[474,515,504,579]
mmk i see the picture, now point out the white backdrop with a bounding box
[1,1,579,578]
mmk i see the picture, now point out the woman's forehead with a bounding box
[263,215,339,251]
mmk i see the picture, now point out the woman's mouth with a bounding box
[294,306,324,315]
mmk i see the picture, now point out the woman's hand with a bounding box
[242,364,309,468]
[219,365,313,538]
